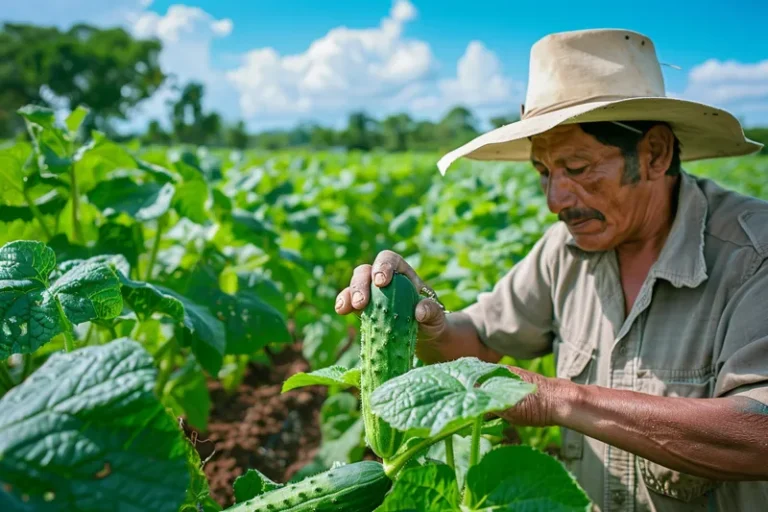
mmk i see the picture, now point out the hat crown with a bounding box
[523,29,666,118]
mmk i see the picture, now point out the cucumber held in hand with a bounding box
[360,272,421,459]
[228,461,391,511]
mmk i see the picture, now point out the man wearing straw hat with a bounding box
[336,28,768,511]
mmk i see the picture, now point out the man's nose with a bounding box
[545,174,577,215]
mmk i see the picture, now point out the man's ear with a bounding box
[640,124,675,180]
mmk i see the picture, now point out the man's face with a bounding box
[529,124,650,252]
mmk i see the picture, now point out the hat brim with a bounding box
[437,97,764,175]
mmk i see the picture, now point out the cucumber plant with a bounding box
[241,274,591,511]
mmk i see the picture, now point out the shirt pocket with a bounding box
[635,367,721,502]
[554,332,596,462]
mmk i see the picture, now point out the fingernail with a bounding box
[353,291,363,305]
[335,297,344,310]
[374,272,385,285]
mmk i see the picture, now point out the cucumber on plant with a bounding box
[226,461,391,512]
[359,272,421,460]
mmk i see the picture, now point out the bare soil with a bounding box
[191,343,327,508]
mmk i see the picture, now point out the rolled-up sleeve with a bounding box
[715,259,768,406]
[460,223,562,360]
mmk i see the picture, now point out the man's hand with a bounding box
[500,366,576,427]
[334,250,448,352]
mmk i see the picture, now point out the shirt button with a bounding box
[612,490,625,505]
[618,345,627,356]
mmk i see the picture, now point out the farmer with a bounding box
[334,29,768,511]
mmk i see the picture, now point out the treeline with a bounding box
[140,84,520,152]
[2,22,767,154]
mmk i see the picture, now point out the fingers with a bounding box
[372,250,431,294]
[335,264,372,315]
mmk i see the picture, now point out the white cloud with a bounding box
[403,40,522,124]
[226,0,437,121]
[123,4,239,128]
[683,59,768,106]
[678,59,768,127]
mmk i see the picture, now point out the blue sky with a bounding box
[4,0,768,130]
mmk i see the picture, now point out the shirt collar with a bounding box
[565,171,709,288]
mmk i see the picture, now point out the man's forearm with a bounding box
[555,382,768,480]
[416,312,501,364]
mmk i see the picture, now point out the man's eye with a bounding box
[565,166,587,176]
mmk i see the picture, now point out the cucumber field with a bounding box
[1,105,767,511]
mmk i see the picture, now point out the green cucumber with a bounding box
[360,272,421,459]
[227,461,391,511]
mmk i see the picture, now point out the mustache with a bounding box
[559,208,605,224]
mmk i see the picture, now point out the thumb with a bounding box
[415,298,445,326]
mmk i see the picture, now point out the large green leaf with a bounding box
[237,272,287,319]
[65,106,89,134]
[87,177,175,221]
[465,446,591,511]
[0,338,190,511]
[301,314,347,370]
[376,464,459,511]
[173,179,211,225]
[281,365,360,392]
[0,241,123,358]
[230,210,279,252]
[164,358,212,431]
[0,144,28,205]
[118,276,226,375]
[216,290,291,354]
[370,357,536,437]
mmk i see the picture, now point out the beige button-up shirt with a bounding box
[462,170,768,511]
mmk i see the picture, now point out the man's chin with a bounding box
[567,226,611,252]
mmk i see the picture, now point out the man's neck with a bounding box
[615,176,680,314]
[616,176,680,265]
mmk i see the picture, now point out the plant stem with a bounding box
[144,214,167,281]
[444,436,455,469]
[21,353,33,381]
[83,323,94,346]
[462,416,483,507]
[55,300,76,352]
[384,423,469,479]
[154,339,178,397]
[22,189,52,240]
[445,435,462,501]
[0,361,15,390]
[469,416,482,467]
[62,328,75,352]
[69,166,83,244]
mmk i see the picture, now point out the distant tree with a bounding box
[437,106,479,148]
[0,23,166,137]
[227,120,249,150]
[170,82,222,145]
[745,128,768,155]
[489,114,520,129]
[144,119,171,145]
[381,113,413,152]
[310,125,337,148]
[342,111,380,151]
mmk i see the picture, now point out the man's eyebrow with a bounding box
[531,158,544,167]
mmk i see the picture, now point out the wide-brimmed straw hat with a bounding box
[437,29,763,175]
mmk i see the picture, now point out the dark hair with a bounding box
[579,120,681,184]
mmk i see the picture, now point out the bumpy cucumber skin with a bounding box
[360,272,421,460]
[228,461,391,512]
